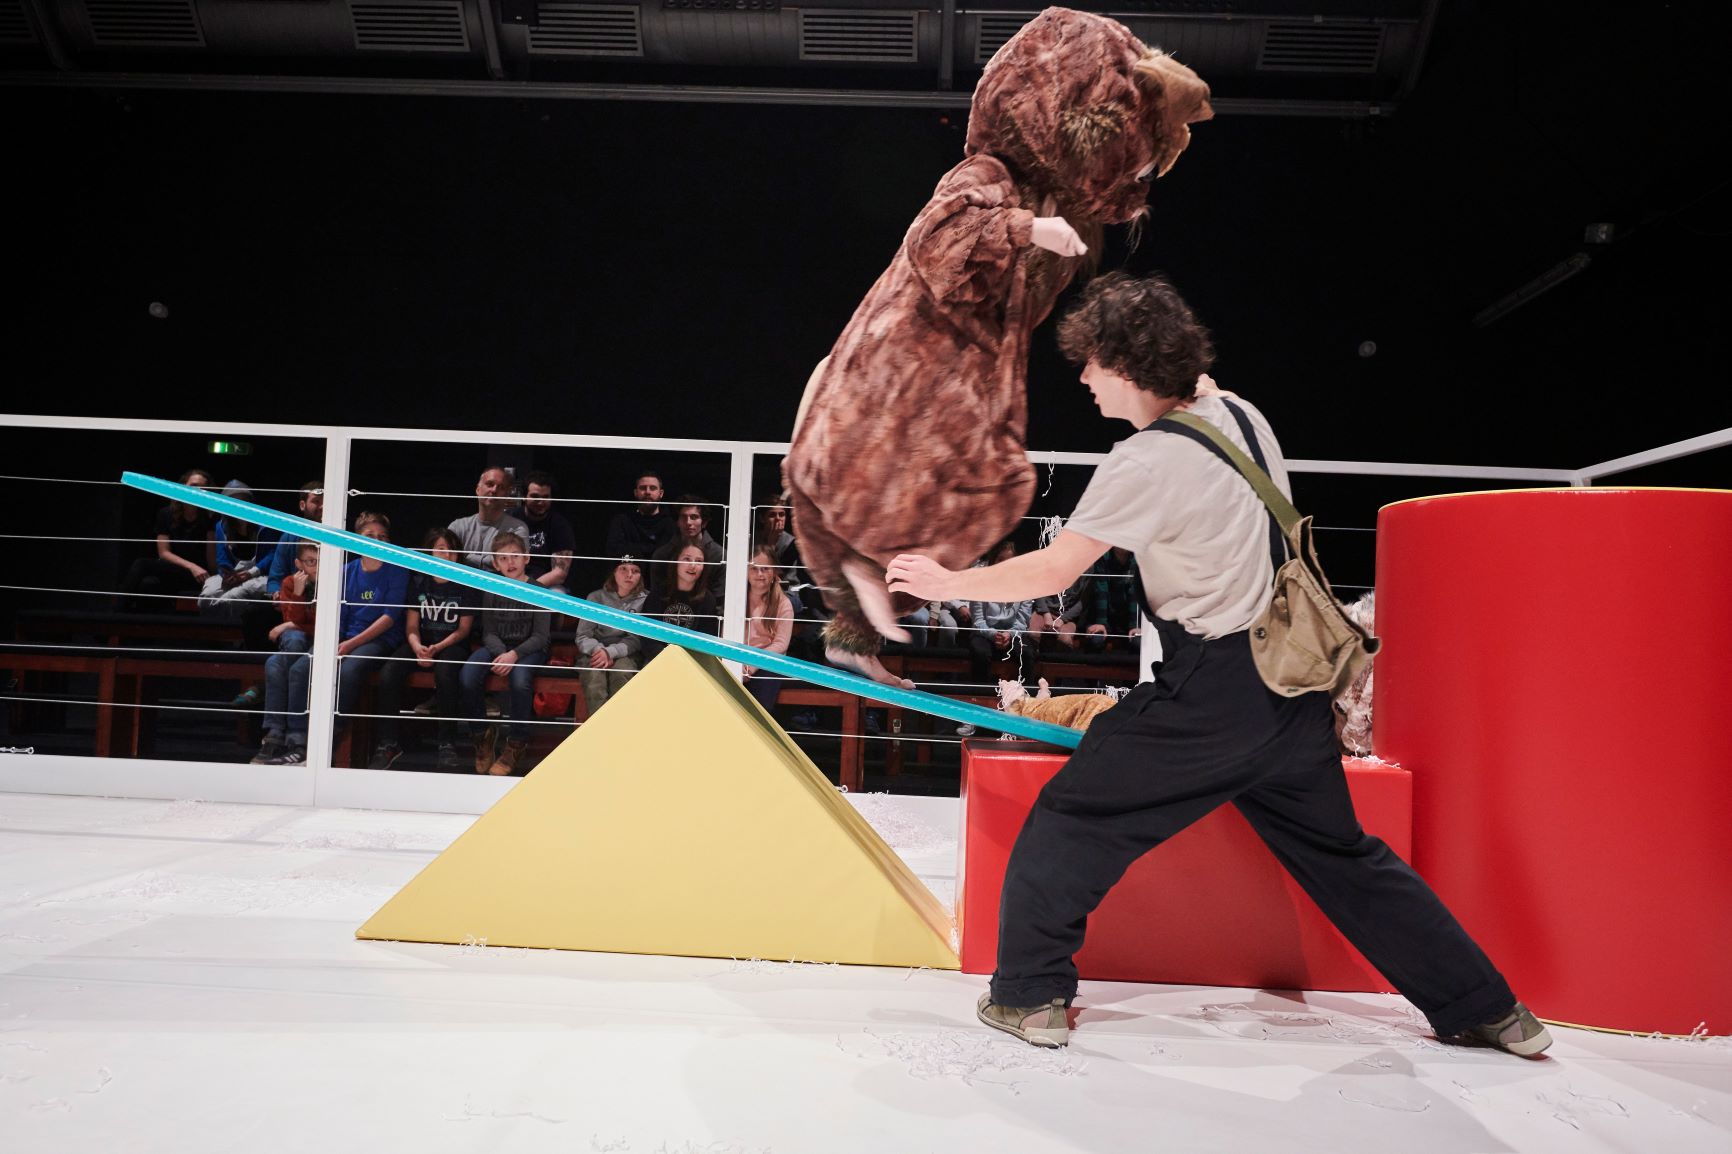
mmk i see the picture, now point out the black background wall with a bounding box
[7,1,1730,473]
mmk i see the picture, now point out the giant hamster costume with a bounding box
[782,8,1212,684]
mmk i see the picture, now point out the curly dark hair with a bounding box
[1055,272,1215,400]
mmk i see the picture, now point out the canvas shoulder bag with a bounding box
[1151,403,1379,698]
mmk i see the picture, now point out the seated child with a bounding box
[252,542,318,765]
[574,555,649,718]
[334,513,411,754]
[369,527,478,772]
[461,532,552,775]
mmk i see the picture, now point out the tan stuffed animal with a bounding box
[998,677,1122,731]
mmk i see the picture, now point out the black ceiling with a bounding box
[3,0,1729,478]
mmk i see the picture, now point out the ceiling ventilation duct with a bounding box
[798,9,918,64]
[1257,21,1384,73]
[528,3,643,57]
[971,11,1027,65]
[1,0,37,46]
[349,0,470,53]
[12,1,1438,114]
[84,0,202,49]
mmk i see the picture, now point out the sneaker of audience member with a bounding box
[485,701,503,720]
[489,738,528,777]
[412,700,433,717]
[367,743,404,771]
[864,710,883,737]
[955,723,977,737]
[251,735,284,765]
[789,710,819,731]
[1441,1002,1553,1058]
[976,993,1069,1048]
[231,686,262,709]
[436,741,466,773]
[267,743,306,766]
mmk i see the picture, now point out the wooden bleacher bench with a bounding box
[774,685,863,791]
[14,607,241,648]
[6,607,249,757]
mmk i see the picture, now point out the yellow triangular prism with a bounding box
[357,647,959,969]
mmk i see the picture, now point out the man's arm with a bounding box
[540,516,576,587]
[888,530,1105,604]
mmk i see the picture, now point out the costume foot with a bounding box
[1034,677,1053,701]
[841,558,911,644]
[825,646,915,690]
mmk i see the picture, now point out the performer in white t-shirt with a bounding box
[888,272,1551,1058]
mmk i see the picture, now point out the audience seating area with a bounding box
[4,606,1140,789]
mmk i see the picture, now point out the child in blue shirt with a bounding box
[334,512,410,752]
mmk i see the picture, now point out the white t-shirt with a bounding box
[1065,395,1289,640]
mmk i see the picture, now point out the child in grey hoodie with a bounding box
[460,533,552,774]
[575,556,649,716]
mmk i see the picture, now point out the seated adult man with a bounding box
[265,482,325,595]
[511,470,577,594]
[604,470,677,582]
[449,466,528,572]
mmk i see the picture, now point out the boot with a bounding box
[472,725,497,774]
[489,738,528,777]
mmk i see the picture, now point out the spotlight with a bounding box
[148,302,169,319]
[1357,340,1377,358]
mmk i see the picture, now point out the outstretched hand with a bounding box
[886,553,954,600]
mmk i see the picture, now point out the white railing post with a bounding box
[719,449,755,673]
[304,432,352,778]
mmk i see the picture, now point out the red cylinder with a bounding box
[1375,487,1732,1034]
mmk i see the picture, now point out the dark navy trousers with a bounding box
[990,618,1516,1037]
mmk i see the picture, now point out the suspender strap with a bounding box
[1216,399,1288,571]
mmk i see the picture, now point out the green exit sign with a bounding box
[208,440,252,456]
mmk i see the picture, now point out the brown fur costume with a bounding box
[782,7,1211,656]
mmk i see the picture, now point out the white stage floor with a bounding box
[2,791,1726,1154]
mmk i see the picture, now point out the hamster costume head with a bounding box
[966,8,1213,224]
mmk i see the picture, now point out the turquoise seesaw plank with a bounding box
[121,472,1084,749]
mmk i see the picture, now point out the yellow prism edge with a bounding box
[357,647,960,970]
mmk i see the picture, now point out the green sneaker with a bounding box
[977,993,1069,1048]
[1443,1001,1553,1057]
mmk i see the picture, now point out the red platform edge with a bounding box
[957,740,1411,994]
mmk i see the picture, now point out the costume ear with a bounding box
[1134,52,1213,176]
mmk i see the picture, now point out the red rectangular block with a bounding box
[957,741,1411,993]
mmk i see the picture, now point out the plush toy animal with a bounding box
[999,677,1123,730]
[782,7,1211,687]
